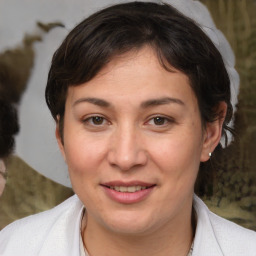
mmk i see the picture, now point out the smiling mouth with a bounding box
[111,185,150,192]
[101,182,156,203]
[102,184,155,193]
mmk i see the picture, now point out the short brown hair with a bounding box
[45,2,233,195]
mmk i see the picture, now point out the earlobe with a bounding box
[200,102,227,162]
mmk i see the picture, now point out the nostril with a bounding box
[107,148,148,171]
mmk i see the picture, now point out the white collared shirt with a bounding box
[0,195,256,256]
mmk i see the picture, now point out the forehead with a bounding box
[66,47,197,108]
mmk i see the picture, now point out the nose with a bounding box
[107,125,148,171]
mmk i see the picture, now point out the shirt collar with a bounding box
[192,195,224,256]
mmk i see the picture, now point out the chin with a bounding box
[99,210,158,236]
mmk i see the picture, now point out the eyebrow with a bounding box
[140,97,184,108]
[73,97,111,107]
[73,96,184,108]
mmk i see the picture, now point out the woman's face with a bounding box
[57,47,220,235]
[0,159,6,196]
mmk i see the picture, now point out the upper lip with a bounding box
[101,180,156,187]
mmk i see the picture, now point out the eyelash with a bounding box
[146,116,175,127]
[82,115,174,128]
[82,115,109,126]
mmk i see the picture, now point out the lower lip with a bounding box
[102,186,155,204]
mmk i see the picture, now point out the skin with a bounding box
[56,47,226,256]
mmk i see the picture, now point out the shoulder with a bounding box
[0,195,83,256]
[193,195,256,256]
[208,208,256,253]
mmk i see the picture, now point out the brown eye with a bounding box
[92,116,104,125]
[153,117,166,125]
[83,116,107,126]
[146,116,174,128]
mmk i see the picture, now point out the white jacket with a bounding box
[0,195,255,256]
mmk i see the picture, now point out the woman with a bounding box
[0,1,255,255]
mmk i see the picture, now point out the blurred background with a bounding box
[0,0,255,230]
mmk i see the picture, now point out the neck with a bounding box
[82,207,195,256]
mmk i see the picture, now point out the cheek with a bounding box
[64,134,107,178]
[148,129,203,178]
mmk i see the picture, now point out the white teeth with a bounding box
[114,186,120,192]
[120,186,127,192]
[110,185,148,193]
[128,186,136,192]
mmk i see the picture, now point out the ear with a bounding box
[55,116,66,162]
[200,102,227,162]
